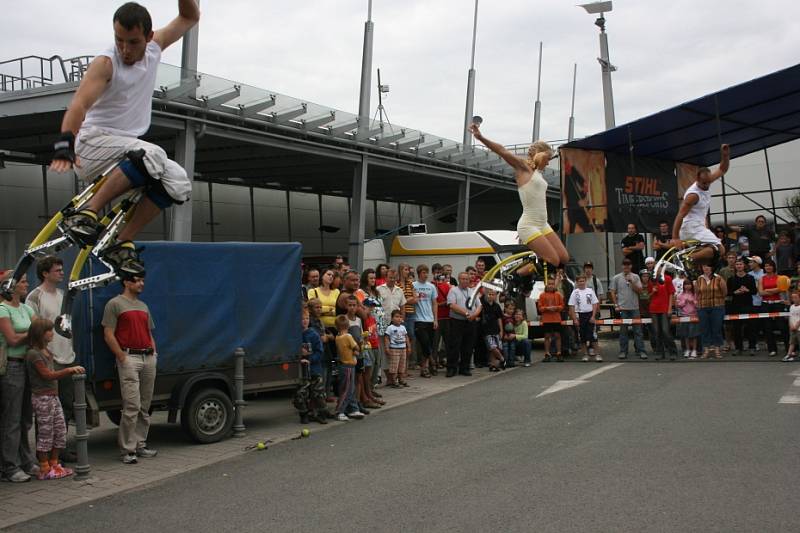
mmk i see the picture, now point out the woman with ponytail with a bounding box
[469,124,569,282]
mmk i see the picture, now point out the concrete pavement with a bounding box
[8,357,800,532]
[0,365,502,529]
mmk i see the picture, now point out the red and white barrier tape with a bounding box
[528,311,790,327]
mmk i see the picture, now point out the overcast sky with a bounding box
[3,0,799,146]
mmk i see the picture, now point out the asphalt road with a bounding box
[11,362,800,533]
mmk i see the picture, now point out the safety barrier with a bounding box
[528,311,790,327]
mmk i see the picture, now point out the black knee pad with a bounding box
[124,149,181,208]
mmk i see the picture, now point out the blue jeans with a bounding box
[503,339,532,364]
[514,339,532,363]
[0,360,36,476]
[618,309,645,355]
[698,306,725,348]
[404,314,417,340]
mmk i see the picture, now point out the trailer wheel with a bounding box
[107,409,121,426]
[181,388,234,444]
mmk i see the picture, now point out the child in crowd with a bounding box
[500,300,517,368]
[538,278,564,362]
[481,289,505,372]
[676,280,700,358]
[512,309,532,367]
[334,314,364,421]
[345,296,379,412]
[568,275,601,363]
[638,270,652,319]
[293,305,329,424]
[306,298,337,405]
[384,310,410,388]
[25,318,85,480]
[783,292,800,361]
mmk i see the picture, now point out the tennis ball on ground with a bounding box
[301,428,310,438]
[256,441,266,450]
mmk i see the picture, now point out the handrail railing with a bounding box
[0,54,93,92]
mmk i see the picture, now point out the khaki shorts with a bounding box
[76,126,191,202]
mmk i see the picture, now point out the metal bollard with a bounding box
[72,373,91,480]
[232,347,246,438]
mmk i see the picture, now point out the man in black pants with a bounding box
[446,272,482,377]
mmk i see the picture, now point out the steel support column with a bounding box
[249,186,256,241]
[169,11,200,241]
[456,179,470,231]
[348,155,369,271]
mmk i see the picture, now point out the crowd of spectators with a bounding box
[3,215,799,482]
[1,257,157,483]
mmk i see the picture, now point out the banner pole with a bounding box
[714,95,729,230]
[626,126,644,232]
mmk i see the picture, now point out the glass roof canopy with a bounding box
[154,63,514,179]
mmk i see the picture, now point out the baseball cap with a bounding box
[749,256,762,265]
[639,269,650,276]
[583,261,594,268]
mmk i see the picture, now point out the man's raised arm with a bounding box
[50,57,113,172]
[708,144,730,181]
[153,0,200,51]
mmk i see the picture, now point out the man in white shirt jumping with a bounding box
[671,144,731,272]
[49,1,200,277]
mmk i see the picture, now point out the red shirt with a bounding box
[537,291,564,323]
[648,274,675,314]
[101,295,154,350]
[762,274,780,302]
[435,281,451,320]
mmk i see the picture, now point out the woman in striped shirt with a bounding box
[696,263,727,359]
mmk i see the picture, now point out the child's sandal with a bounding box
[52,464,73,478]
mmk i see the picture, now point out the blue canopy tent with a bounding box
[562,63,800,167]
[561,63,800,229]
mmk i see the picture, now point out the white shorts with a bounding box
[678,222,721,246]
[517,213,554,245]
[75,127,192,202]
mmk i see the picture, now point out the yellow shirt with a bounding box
[335,333,358,365]
[308,287,340,328]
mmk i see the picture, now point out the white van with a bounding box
[363,230,546,324]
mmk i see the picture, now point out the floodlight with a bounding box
[578,1,612,14]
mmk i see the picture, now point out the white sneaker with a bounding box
[581,355,590,362]
[690,350,698,359]
[595,355,603,362]
[683,349,691,358]
[335,413,349,422]
[348,411,365,419]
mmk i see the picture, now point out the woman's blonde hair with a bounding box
[527,140,553,169]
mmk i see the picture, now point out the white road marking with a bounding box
[576,363,624,381]
[536,363,624,398]
[777,373,800,404]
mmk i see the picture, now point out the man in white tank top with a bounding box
[49,1,200,277]
[671,144,730,268]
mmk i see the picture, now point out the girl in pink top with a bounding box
[676,280,700,358]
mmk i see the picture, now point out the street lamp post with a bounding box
[579,1,616,130]
[457,0,479,232]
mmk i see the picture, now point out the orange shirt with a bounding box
[538,291,564,323]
